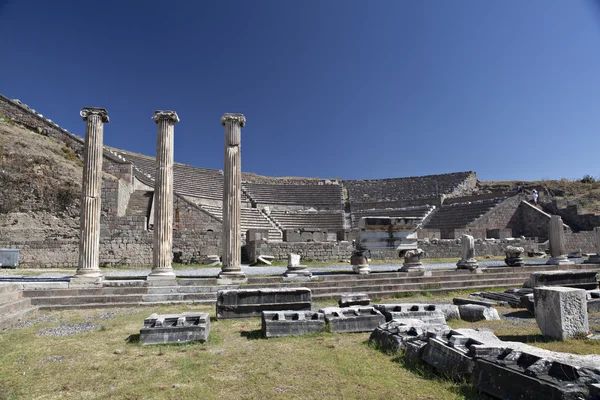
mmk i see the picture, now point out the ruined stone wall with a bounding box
[247,241,354,262]
[467,195,524,231]
[544,200,600,232]
[420,238,534,259]
[564,231,596,254]
[516,202,555,240]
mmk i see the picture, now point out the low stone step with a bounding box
[30,294,145,306]
[0,298,32,315]
[24,287,148,298]
[103,280,146,287]
[38,302,142,311]
[0,283,22,295]
[0,306,38,330]
[142,293,217,302]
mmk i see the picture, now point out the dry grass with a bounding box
[1,292,599,399]
[0,304,473,400]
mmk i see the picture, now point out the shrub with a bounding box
[581,174,596,184]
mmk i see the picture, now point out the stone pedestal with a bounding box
[351,251,371,275]
[534,287,588,340]
[400,248,425,272]
[72,107,109,287]
[504,245,525,267]
[546,215,573,265]
[456,234,479,271]
[283,253,312,278]
[219,113,246,283]
[585,227,600,264]
[149,111,179,280]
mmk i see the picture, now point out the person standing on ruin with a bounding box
[532,189,538,205]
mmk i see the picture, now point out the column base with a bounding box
[456,259,479,271]
[217,268,247,285]
[70,273,103,288]
[546,256,574,265]
[283,266,312,278]
[400,262,424,272]
[352,264,371,275]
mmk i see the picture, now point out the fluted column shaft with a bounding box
[220,113,246,278]
[150,111,179,278]
[76,108,109,278]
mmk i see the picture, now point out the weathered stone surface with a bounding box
[588,299,600,313]
[456,234,479,270]
[216,287,311,319]
[373,303,459,322]
[400,248,425,272]
[547,215,573,265]
[149,110,179,279]
[534,287,589,340]
[458,304,500,322]
[369,319,450,354]
[320,306,385,333]
[585,227,600,264]
[452,297,497,308]
[219,113,246,280]
[521,293,535,315]
[283,253,312,277]
[140,312,209,345]
[504,245,525,266]
[338,293,370,307]
[421,336,474,379]
[525,270,599,290]
[73,107,108,283]
[261,310,325,338]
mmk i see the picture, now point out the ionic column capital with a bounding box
[80,107,109,123]
[152,110,180,124]
[221,113,246,127]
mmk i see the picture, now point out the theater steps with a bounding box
[0,283,39,329]
[18,264,599,310]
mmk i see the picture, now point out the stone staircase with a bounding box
[0,283,38,329]
[19,264,600,310]
[125,190,153,217]
[423,199,503,230]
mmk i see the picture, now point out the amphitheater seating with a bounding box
[243,183,343,208]
[350,205,434,228]
[110,149,223,201]
[423,199,503,230]
[201,205,282,241]
[343,171,475,203]
[125,190,153,217]
[268,210,345,231]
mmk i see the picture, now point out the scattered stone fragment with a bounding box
[140,312,210,345]
[338,293,370,307]
[216,287,311,319]
[458,305,500,322]
[453,297,497,307]
[261,310,325,338]
[320,306,385,333]
[525,270,598,290]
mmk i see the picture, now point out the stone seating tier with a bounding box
[350,205,434,228]
[242,183,343,207]
[202,205,282,241]
[268,210,345,230]
[343,171,476,203]
[111,150,224,201]
[125,191,153,217]
[423,199,503,230]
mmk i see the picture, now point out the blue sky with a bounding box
[1,1,600,182]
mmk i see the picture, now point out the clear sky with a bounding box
[1,1,600,182]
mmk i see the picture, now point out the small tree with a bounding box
[581,174,596,184]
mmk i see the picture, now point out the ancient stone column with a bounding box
[73,107,109,284]
[219,113,247,282]
[149,111,179,279]
[456,234,479,271]
[547,215,573,265]
[585,227,600,264]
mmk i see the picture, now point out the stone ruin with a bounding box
[456,234,479,271]
[504,245,524,266]
[139,312,210,345]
